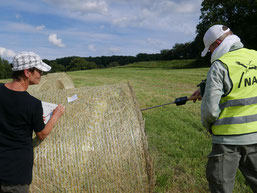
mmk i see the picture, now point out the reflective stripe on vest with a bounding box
[211,48,257,135]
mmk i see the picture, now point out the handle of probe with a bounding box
[174,95,199,106]
[174,96,188,106]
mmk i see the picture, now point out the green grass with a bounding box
[1,60,252,192]
[0,79,11,83]
[125,59,197,69]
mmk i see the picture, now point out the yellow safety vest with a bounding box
[212,48,257,135]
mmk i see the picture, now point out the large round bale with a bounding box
[30,83,154,193]
[28,72,74,93]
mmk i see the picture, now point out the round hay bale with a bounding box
[28,72,74,93]
[30,83,154,193]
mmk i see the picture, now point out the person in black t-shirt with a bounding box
[0,52,65,193]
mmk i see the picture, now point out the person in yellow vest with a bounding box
[201,24,257,192]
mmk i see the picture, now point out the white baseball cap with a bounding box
[201,25,230,57]
[12,51,51,72]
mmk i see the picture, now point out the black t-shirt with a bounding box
[0,83,45,185]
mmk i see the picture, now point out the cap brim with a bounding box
[201,47,209,57]
[36,61,51,72]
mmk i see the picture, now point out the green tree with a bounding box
[49,61,65,72]
[0,57,11,79]
[66,57,97,71]
[160,43,197,60]
[160,49,170,55]
[86,61,97,69]
[195,0,257,54]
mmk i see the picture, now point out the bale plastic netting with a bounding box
[28,72,74,93]
[30,83,154,193]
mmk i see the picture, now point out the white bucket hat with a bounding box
[12,51,51,72]
[201,25,230,57]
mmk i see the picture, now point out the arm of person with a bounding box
[36,104,65,141]
[201,61,231,130]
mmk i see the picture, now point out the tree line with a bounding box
[0,58,12,79]
[0,0,256,78]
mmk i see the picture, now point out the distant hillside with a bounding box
[122,59,198,69]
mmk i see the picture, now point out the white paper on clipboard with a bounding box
[42,101,58,124]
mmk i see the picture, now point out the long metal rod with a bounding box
[140,101,175,111]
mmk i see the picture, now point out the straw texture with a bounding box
[28,72,74,93]
[30,82,154,193]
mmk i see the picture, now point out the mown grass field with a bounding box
[1,60,252,192]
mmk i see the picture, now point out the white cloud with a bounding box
[15,14,21,19]
[108,47,121,54]
[151,0,199,14]
[112,16,137,27]
[146,38,166,47]
[108,0,201,34]
[48,34,65,47]
[42,0,200,36]
[0,47,16,59]
[36,25,45,31]
[44,0,108,15]
[88,44,96,51]
[3,22,38,33]
[0,22,50,36]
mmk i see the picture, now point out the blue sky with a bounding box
[0,0,202,61]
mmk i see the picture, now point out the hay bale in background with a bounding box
[28,72,74,93]
[30,83,154,193]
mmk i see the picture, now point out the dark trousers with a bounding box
[0,184,29,193]
[206,143,257,193]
